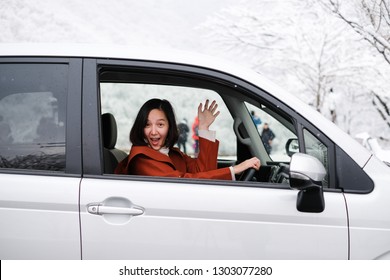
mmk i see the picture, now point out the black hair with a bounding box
[129,99,179,148]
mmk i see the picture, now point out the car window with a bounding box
[100,82,236,160]
[0,64,67,171]
[303,128,329,187]
[244,101,333,188]
[97,66,333,188]
[245,102,297,162]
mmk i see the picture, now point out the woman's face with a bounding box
[144,109,169,150]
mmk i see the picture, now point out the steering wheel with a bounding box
[269,164,290,183]
[240,168,256,181]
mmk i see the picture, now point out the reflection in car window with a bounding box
[0,64,67,171]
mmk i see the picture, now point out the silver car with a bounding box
[0,44,389,259]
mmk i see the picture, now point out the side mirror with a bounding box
[285,138,299,157]
[289,153,326,213]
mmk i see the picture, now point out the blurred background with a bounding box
[1,0,389,156]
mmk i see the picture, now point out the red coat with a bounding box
[115,137,232,180]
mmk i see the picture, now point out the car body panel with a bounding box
[0,174,81,259]
[346,156,390,259]
[80,178,348,259]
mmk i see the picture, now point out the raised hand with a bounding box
[198,99,220,130]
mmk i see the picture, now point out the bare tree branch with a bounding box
[323,0,390,63]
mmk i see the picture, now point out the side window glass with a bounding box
[245,102,297,162]
[303,129,329,187]
[0,64,67,171]
[100,82,236,161]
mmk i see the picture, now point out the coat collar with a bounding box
[128,145,183,164]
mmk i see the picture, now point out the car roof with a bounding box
[0,43,372,167]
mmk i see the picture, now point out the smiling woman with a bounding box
[114,98,260,179]
[144,108,170,150]
[129,99,178,150]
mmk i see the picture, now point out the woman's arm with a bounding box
[131,153,232,180]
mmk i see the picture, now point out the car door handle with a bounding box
[87,204,144,216]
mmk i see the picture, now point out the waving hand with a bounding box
[198,99,220,131]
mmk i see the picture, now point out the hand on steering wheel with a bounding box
[233,157,261,181]
[240,168,256,181]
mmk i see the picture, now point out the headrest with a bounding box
[102,113,118,149]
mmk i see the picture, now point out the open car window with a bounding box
[98,66,334,188]
[100,81,236,162]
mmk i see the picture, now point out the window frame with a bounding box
[84,58,340,190]
[0,57,82,176]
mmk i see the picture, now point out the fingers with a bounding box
[198,99,220,130]
[249,157,261,170]
[233,157,261,175]
[210,101,219,116]
[204,99,209,111]
[200,99,220,116]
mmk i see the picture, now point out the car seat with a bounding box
[101,113,128,173]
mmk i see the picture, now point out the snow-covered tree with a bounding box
[321,0,390,63]
[200,0,389,139]
[321,0,390,129]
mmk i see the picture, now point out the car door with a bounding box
[0,58,82,259]
[79,58,349,259]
